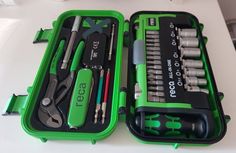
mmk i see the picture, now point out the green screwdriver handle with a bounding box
[70,41,85,72]
[136,113,206,138]
[50,40,65,75]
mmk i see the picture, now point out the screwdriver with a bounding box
[61,16,82,69]
[101,68,111,124]
[94,69,104,123]
[135,113,207,138]
[108,24,115,61]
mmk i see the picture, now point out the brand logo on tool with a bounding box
[90,41,100,60]
[76,83,86,106]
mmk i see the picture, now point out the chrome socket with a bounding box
[178,28,197,37]
[185,77,207,86]
[182,59,203,68]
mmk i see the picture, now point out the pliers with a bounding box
[38,40,85,128]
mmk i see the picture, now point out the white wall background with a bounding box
[218,0,236,20]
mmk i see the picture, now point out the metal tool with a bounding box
[178,28,197,37]
[147,65,162,70]
[61,16,82,69]
[147,74,163,80]
[146,47,160,51]
[147,55,161,60]
[146,31,159,35]
[182,59,203,68]
[184,68,205,77]
[101,68,111,124]
[148,96,165,102]
[146,51,161,56]
[147,69,163,75]
[146,39,160,43]
[148,80,164,85]
[147,60,162,65]
[135,83,142,100]
[146,35,159,39]
[187,86,209,94]
[146,43,160,47]
[185,77,207,86]
[68,68,93,128]
[57,41,85,104]
[108,24,115,61]
[181,47,201,58]
[94,69,104,123]
[148,91,165,97]
[38,40,85,128]
[148,86,164,91]
[179,37,199,47]
[38,40,65,128]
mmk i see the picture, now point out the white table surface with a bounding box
[0,0,236,152]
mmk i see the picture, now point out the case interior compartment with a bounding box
[30,15,119,133]
[126,11,227,144]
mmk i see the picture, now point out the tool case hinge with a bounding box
[118,88,127,121]
[218,92,224,101]
[33,28,53,43]
[3,94,28,116]
[199,23,204,32]
[123,20,130,47]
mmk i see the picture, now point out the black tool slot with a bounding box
[30,16,119,133]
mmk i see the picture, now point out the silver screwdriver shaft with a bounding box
[61,16,82,69]
[108,24,115,61]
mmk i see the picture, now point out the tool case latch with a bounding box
[3,94,28,115]
[118,88,127,121]
[33,28,53,43]
[123,20,129,47]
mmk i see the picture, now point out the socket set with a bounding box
[129,12,228,144]
[177,28,209,94]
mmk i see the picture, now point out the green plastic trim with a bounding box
[70,40,85,72]
[173,143,180,149]
[124,21,129,33]
[50,40,65,75]
[119,90,126,109]
[3,94,28,115]
[118,90,127,121]
[123,21,130,47]
[21,10,125,142]
[33,28,52,43]
[130,131,209,149]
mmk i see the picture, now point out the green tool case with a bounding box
[3,10,230,148]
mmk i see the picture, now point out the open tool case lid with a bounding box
[3,10,230,147]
